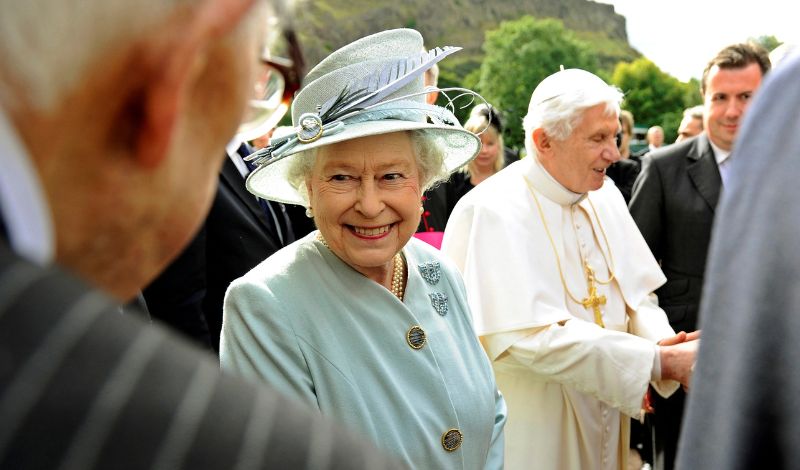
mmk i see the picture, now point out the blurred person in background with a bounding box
[675,106,704,143]
[606,109,641,203]
[647,125,665,152]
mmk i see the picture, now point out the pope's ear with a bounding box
[532,128,552,155]
[132,0,257,169]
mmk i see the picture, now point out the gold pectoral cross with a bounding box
[581,265,606,328]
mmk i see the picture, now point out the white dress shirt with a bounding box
[0,109,54,264]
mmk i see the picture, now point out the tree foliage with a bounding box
[611,58,701,142]
[475,16,598,149]
[752,35,782,52]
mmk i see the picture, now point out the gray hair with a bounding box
[522,82,623,159]
[684,105,704,120]
[286,130,447,207]
[0,0,270,111]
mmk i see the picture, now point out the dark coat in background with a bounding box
[144,157,313,352]
[628,133,721,470]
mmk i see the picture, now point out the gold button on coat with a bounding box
[442,428,463,451]
[406,326,426,349]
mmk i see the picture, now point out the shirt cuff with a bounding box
[651,345,662,381]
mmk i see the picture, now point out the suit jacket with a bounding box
[628,133,720,470]
[629,134,720,334]
[0,242,404,470]
[144,157,314,352]
[606,155,641,203]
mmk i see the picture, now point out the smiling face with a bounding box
[307,132,422,282]
[703,62,763,151]
[537,103,621,194]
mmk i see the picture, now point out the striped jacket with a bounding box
[0,243,405,470]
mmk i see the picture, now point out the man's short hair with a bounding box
[701,42,771,96]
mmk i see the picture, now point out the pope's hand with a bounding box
[659,339,699,388]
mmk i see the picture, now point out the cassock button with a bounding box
[442,428,463,452]
[406,326,426,349]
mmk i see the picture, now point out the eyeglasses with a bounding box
[237,29,304,142]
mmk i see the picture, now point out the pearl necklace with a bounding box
[317,233,406,301]
[389,252,406,301]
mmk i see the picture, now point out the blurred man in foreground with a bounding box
[0,0,403,468]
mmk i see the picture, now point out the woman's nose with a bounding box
[354,180,385,217]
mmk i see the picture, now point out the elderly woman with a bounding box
[220,29,505,469]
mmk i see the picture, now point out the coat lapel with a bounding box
[686,134,722,212]
[220,158,278,237]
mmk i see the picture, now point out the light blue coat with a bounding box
[221,233,505,469]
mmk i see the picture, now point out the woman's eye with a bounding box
[384,173,402,181]
[331,174,351,181]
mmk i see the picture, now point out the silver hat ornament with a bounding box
[243,28,490,206]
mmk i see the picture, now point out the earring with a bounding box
[419,205,425,214]
[305,206,314,218]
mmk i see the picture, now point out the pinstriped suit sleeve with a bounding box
[0,246,407,470]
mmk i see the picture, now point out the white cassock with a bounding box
[442,156,680,470]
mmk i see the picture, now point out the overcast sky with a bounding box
[596,0,798,82]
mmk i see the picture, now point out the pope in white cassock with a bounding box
[441,69,698,470]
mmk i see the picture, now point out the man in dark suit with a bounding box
[629,42,771,470]
[144,29,314,352]
[0,0,401,467]
[144,141,314,352]
[677,49,800,470]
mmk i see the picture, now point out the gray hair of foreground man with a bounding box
[0,0,277,300]
[0,0,273,111]
[522,69,624,158]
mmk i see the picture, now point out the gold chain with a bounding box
[317,233,405,300]
[523,177,616,326]
[570,199,616,284]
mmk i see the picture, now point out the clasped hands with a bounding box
[658,330,701,389]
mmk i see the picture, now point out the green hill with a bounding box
[290,0,640,80]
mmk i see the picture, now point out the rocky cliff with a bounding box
[290,0,639,78]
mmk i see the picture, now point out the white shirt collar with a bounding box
[226,136,250,178]
[708,138,731,166]
[0,108,55,264]
[525,154,586,206]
